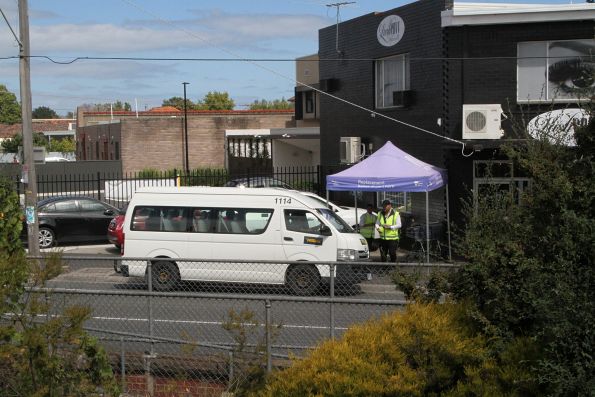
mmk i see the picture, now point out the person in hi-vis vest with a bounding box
[359,203,378,251]
[375,199,401,262]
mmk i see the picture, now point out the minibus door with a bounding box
[282,209,336,261]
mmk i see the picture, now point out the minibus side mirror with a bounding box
[319,225,332,236]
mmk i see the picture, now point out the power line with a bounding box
[0,54,580,63]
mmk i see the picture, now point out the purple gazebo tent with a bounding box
[326,141,451,263]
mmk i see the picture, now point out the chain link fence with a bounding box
[15,256,419,396]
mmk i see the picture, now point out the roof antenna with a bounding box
[326,2,355,55]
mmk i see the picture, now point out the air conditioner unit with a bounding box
[340,137,361,164]
[462,104,504,140]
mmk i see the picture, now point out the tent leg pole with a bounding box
[446,184,452,262]
[426,191,430,264]
[354,191,358,231]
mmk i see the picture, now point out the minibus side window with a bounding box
[132,206,189,232]
[284,209,323,234]
[191,208,213,233]
[215,208,273,234]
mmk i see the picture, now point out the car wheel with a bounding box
[39,227,55,249]
[150,261,180,291]
[287,264,320,296]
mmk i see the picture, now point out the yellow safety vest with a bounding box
[360,212,377,239]
[378,210,399,240]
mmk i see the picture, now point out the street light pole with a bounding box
[19,0,39,255]
[182,82,189,175]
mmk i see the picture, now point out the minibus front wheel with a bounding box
[149,260,180,291]
[287,264,320,296]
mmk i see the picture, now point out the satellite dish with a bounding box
[527,108,589,147]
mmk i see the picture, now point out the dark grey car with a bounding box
[28,196,118,249]
[223,177,292,189]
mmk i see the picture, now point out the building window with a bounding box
[305,91,314,114]
[517,39,595,103]
[95,141,99,159]
[115,142,120,160]
[473,160,531,207]
[375,54,410,109]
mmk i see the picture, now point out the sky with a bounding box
[0,0,575,116]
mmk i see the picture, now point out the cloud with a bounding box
[16,9,329,55]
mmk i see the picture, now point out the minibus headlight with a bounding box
[337,249,357,261]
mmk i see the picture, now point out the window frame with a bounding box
[472,160,532,208]
[517,38,595,103]
[375,53,410,109]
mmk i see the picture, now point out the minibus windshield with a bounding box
[317,208,355,233]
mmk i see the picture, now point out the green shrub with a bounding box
[0,177,23,256]
[0,252,120,396]
[452,105,595,395]
[255,302,540,397]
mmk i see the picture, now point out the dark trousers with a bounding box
[379,239,399,262]
[365,237,379,252]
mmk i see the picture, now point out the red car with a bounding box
[107,205,126,250]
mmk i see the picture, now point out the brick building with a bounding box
[76,108,294,173]
[316,0,594,224]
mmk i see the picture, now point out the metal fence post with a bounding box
[120,336,126,393]
[330,263,335,340]
[96,171,101,200]
[146,261,155,395]
[265,299,272,373]
[228,351,234,388]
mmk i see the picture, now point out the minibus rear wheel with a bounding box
[150,261,180,291]
[287,264,320,296]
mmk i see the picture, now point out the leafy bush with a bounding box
[0,252,120,396]
[254,303,540,397]
[452,104,595,395]
[0,182,119,396]
[0,177,23,256]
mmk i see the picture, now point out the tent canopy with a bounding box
[326,141,447,192]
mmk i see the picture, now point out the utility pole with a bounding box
[326,2,355,54]
[182,82,190,175]
[19,0,40,255]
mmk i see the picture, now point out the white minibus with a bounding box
[120,187,369,294]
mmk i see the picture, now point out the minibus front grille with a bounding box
[358,250,369,259]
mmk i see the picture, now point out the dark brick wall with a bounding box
[319,2,593,224]
[318,0,448,221]
[444,20,594,140]
[443,19,594,227]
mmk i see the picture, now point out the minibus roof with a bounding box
[131,186,326,209]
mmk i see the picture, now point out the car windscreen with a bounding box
[316,208,354,233]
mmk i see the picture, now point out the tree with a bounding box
[87,101,132,112]
[1,132,48,153]
[48,137,76,153]
[0,84,21,124]
[196,91,235,110]
[0,179,119,396]
[451,104,594,395]
[112,100,131,111]
[249,98,293,110]
[32,106,59,119]
[162,96,196,110]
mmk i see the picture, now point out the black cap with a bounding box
[382,199,391,206]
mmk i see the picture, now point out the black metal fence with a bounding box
[7,166,331,208]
